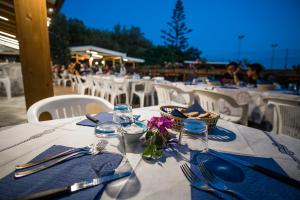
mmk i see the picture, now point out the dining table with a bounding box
[0,106,300,199]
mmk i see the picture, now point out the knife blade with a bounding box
[209,149,300,189]
[13,171,131,200]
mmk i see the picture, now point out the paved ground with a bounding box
[0,86,76,128]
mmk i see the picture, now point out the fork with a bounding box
[200,162,249,200]
[15,142,106,178]
[180,163,228,200]
[15,146,90,170]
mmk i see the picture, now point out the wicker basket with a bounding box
[160,105,220,132]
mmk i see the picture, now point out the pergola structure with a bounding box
[0,0,64,109]
[69,45,144,69]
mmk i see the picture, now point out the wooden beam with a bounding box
[14,0,54,109]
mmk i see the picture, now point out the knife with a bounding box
[13,171,131,200]
[209,149,300,189]
[86,114,99,124]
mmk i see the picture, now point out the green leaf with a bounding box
[145,131,154,140]
[153,148,163,158]
[154,134,164,148]
[142,143,155,158]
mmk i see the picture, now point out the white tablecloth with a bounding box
[0,106,299,199]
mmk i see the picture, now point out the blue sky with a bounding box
[61,0,300,68]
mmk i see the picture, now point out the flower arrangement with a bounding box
[142,116,173,159]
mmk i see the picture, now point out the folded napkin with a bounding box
[0,145,123,200]
[76,112,140,127]
[76,112,113,127]
[186,99,206,114]
[190,151,300,200]
[170,99,206,118]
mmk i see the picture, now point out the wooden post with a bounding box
[75,54,79,63]
[14,0,54,109]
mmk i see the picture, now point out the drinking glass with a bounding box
[113,104,133,127]
[94,121,126,156]
[180,119,208,152]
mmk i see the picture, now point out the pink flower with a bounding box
[147,116,173,134]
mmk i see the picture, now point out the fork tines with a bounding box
[180,163,197,182]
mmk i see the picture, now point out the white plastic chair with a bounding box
[61,72,71,87]
[192,90,248,125]
[76,76,93,95]
[0,76,11,99]
[264,98,300,139]
[130,80,155,107]
[154,84,193,107]
[27,95,114,123]
[110,77,129,105]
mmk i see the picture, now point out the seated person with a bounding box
[221,62,243,85]
[245,63,263,86]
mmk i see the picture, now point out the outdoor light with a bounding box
[123,58,128,62]
[0,31,16,38]
[101,60,105,65]
[90,51,98,55]
[0,35,19,45]
[95,61,99,65]
[47,18,51,27]
[0,40,19,49]
[0,16,9,21]
[93,54,103,58]
[86,50,91,53]
[48,8,54,13]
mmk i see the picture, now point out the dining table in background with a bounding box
[0,106,299,199]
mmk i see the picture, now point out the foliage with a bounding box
[49,14,70,65]
[142,116,173,160]
[49,13,202,65]
[161,0,192,50]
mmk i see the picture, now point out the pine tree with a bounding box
[161,0,192,50]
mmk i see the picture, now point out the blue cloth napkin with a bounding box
[76,112,140,127]
[190,151,300,200]
[186,99,206,114]
[76,112,113,127]
[0,145,123,200]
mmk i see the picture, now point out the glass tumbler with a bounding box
[94,121,125,156]
[180,119,208,152]
[113,104,133,127]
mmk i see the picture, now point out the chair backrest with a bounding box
[27,95,114,123]
[265,98,300,139]
[144,80,154,94]
[192,90,248,125]
[154,84,193,106]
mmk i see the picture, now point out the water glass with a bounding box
[180,119,208,152]
[113,104,133,127]
[94,121,125,156]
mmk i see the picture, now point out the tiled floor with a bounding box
[0,86,76,128]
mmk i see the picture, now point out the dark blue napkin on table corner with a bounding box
[189,151,300,200]
[0,145,123,200]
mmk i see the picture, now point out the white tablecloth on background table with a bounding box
[0,106,299,199]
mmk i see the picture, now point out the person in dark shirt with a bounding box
[245,63,263,86]
[221,62,243,85]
